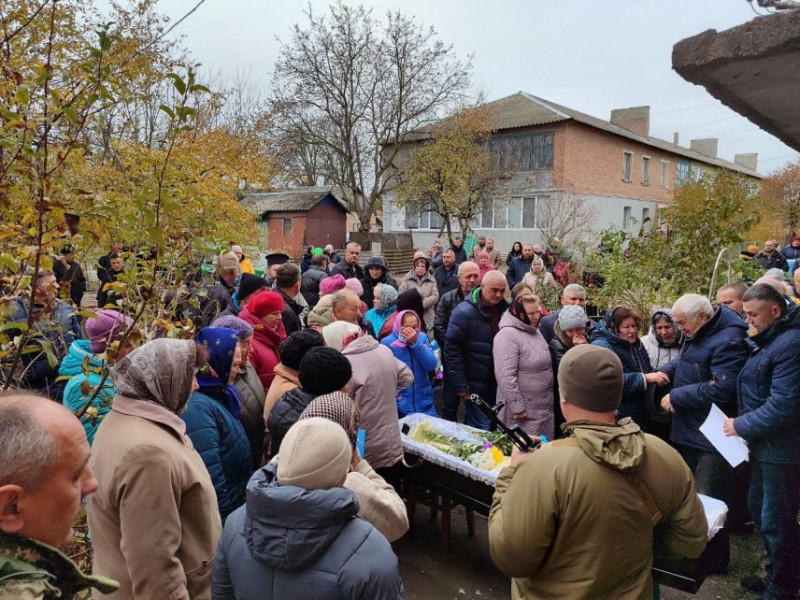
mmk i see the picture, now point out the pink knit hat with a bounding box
[343,277,363,297]
[85,309,134,353]
[320,274,346,296]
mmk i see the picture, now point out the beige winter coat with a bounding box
[264,363,299,422]
[345,459,410,542]
[399,271,439,326]
[88,403,222,600]
[342,335,413,469]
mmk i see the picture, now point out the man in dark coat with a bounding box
[505,243,534,288]
[724,284,800,599]
[755,240,789,272]
[300,254,328,307]
[444,270,509,429]
[450,238,468,264]
[330,243,364,280]
[274,263,304,335]
[659,294,749,534]
[433,250,459,298]
[96,254,125,308]
[359,256,397,308]
[53,245,86,307]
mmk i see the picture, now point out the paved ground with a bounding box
[396,502,765,600]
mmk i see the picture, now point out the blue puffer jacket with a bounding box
[659,304,749,451]
[58,340,115,444]
[182,391,253,521]
[212,464,404,600]
[381,330,438,417]
[444,289,509,401]
[734,305,800,464]
[590,319,653,427]
[505,256,533,288]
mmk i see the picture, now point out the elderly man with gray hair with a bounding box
[538,283,588,344]
[0,393,119,598]
[330,242,364,280]
[658,293,749,538]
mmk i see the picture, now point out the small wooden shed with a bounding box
[240,186,349,256]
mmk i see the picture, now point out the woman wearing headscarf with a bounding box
[88,339,221,600]
[591,306,666,428]
[59,309,139,444]
[182,327,253,521]
[381,309,438,417]
[240,290,287,390]
[298,391,410,542]
[522,257,560,309]
[212,314,266,467]
[378,287,425,341]
[364,283,398,337]
[399,256,439,329]
[493,295,554,439]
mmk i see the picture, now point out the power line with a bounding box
[653,115,739,137]
[652,102,720,116]
[761,152,800,163]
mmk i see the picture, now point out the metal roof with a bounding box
[239,186,349,215]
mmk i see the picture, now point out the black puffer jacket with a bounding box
[266,387,316,455]
[301,266,327,307]
[434,287,465,349]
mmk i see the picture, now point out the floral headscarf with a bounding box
[195,327,243,418]
[508,296,532,326]
[112,339,196,413]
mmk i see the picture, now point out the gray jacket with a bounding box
[212,464,404,600]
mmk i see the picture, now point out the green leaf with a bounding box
[15,86,30,105]
[167,73,187,96]
[159,104,175,119]
[189,84,211,94]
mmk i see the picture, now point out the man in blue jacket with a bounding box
[659,294,749,534]
[723,283,800,599]
[444,271,509,429]
[505,243,534,289]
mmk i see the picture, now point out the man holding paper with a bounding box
[659,294,749,534]
[723,283,800,600]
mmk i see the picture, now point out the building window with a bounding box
[642,207,651,229]
[660,160,670,188]
[622,151,633,182]
[490,132,554,171]
[282,218,293,237]
[676,160,690,185]
[642,156,650,185]
[470,197,546,229]
[623,206,632,229]
[404,209,443,230]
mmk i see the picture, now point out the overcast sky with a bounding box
[158,0,799,174]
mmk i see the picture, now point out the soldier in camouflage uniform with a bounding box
[0,393,118,599]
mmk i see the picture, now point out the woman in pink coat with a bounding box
[239,291,287,390]
[493,295,554,439]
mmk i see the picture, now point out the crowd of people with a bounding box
[0,234,798,600]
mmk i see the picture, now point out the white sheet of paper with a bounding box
[699,404,749,468]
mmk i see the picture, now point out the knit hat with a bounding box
[277,418,352,490]
[365,256,388,272]
[211,315,254,339]
[299,391,360,446]
[278,329,326,370]
[247,290,284,318]
[322,321,361,352]
[86,309,134,353]
[298,347,353,395]
[313,247,323,255]
[343,277,363,297]
[218,251,239,271]
[558,305,588,332]
[237,273,267,302]
[414,256,431,270]
[320,274,346,296]
[747,245,759,254]
[557,345,622,412]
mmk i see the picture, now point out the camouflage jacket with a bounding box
[0,532,118,599]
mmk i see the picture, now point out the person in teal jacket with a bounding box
[59,309,137,444]
[381,309,437,417]
[365,283,398,337]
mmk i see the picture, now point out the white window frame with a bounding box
[472,197,543,230]
[622,151,633,182]
[660,160,670,188]
[623,206,632,229]
[642,156,650,185]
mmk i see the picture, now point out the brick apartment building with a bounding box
[381,92,761,253]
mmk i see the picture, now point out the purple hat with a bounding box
[86,309,134,353]
[211,315,254,339]
[320,274,346,296]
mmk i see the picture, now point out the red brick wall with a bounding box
[306,202,347,249]
[267,212,307,255]
[556,120,677,204]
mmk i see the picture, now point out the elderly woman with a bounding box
[591,306,666,427]
[381,309,438,417]
[549,305,591,431]
[298,391,410,542]
[399,256,439,329]
[641,308,682,369]
[522,257,560,308]
[183,327,253,521]
[213,314,267,467]
[88,339,221,599]
[364,282,398,337]
[60,309,139,444]
[240,290,286,389]
[493,295,554,438]
[477,250,496,284]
